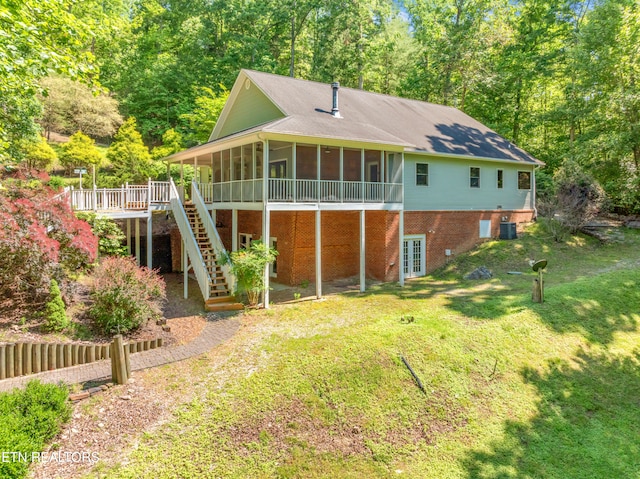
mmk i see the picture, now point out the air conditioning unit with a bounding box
[499,222,517,240]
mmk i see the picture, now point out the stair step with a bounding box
[204,301,244,312]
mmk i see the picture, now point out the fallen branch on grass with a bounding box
[400,355,427,395]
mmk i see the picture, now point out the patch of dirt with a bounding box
[29,377,176,479]
[227,385,468,460]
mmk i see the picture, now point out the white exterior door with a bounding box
[403,235,426,278]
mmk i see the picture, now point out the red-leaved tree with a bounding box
[0,173,97,319]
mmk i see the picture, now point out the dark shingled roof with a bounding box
[243,69,542,165]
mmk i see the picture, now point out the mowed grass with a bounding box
[100,226,640,479]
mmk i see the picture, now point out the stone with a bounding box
[464,266,493,280]
[69,392,90,401]
[119,395,132,401]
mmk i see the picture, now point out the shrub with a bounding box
[0,177,97,319]
[538,161,606,241]
[89,256,166,334]
[219,240,277,307]
[76,212,126,257]
[42,279,68,332]
[0,381,71,479]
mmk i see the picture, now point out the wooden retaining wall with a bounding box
[0,338,163,380]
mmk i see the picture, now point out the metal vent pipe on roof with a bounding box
[331,82,341,118]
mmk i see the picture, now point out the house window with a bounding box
[470,167,480,188]
[416,163,429,186]
[239,233,252,250]
[518,171,531,190]
[497,169,504,189]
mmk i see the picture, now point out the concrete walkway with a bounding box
[0,317,240,392]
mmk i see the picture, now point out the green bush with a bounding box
[0,381,71,479]
[219,240,277,307]
[76,212,126,257]
[88,256,166,334]
[42,279,68,332]
[46,175,65,190]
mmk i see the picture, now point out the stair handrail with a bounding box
[169,178,211,300]
[191,181,236,293]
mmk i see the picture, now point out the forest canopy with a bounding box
[1,0,639,211]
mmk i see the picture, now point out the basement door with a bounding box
[403,235,426,278]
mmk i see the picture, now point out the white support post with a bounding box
[292,142,297,202]
[182,239,188,299]
[316,209,322,299]
[361,148,365,202]
[135,218,141,266]
[263,207,271,308]
[316,144,321,201]
[339,147,344,202]
[399,210,404,287]
[263,140,269,204]
[232,209,238,252]
[126,219,131,255]
[146,213,152,269]
[360,209,366,292]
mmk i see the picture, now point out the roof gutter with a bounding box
[405,148,545,166]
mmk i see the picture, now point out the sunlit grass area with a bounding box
[98,226,640,479]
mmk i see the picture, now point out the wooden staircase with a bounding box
[183,203,243,312]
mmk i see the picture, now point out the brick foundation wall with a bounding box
[169,207,534,286]
[404,210,535,272]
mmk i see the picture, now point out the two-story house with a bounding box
[162,69,542,306]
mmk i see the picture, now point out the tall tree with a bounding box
[0,0,96,161]
[106,118,153,183]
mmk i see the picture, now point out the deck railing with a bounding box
[68,179,401,211]
[70,181,170,211]
[207,179,402,204]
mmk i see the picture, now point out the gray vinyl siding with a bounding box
[404,154,534,211]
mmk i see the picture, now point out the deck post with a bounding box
[147,213,152,269]
[183,239,188,299]
[360,209,366,292]
[399,210,404,287]
[316,209,322,299]
[263,207,270,308]
[135,217,141,265]
[232,209,238,252]
[126,219,131,254]
[92,184,97,211]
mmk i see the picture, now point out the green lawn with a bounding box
[99,225,640,479]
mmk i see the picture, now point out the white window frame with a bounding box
[470,167,480,188]
[518,170,532,190]
[416,163,429,186]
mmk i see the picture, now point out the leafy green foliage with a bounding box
[180,86,229,145]
[0,0,96,161]
[22,136,57,171]
[38,75,123,140]
[0,381,71,479]
[76,212,127,257]
[220,240,277,307]
[58,131,103,176]
[106,118,153,184]
[89,256,166,334]
[42,279,69,332]
[151,128,185,161]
